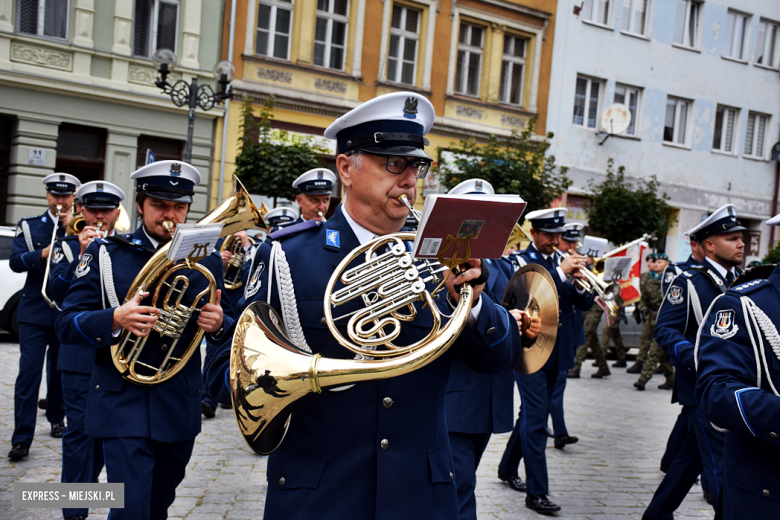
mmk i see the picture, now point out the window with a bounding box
[256,0,293,60]
[314,0,348,70]
[672,0,699,48]
[55,124,106,185]
[663,97,690,145]
[744,112,769,158]
[16,0,68,39]
[755,19,780,68]
[388,5,420,85]
[712,105,738,153]
[572,76,603,129]
[621,0,648,35]
[581,0,610,25]
[499,35,526,106]
[723,10,750,60]
[455,23,483,97]
[134,0,179,57]
[613,84,640,136]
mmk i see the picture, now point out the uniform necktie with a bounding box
[726,271,735,286]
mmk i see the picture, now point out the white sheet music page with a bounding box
[167,223,224,262]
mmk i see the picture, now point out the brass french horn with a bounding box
[229,195,475,455]
[111,176,266,385]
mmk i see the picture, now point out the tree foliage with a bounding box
[433,117,571,224]
[763,241,780,264]
[586,159,674,246]
[234,95,326,203]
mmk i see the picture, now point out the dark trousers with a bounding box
[450,432,491,520]
[103,436,195,520]
[548,370,568,437]
[644,406,723,520]
[61,371,104,518]
[499,369,557,495]
[13,323,64,446]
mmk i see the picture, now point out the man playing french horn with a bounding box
[56,161,230,520]
[205,92,536,520]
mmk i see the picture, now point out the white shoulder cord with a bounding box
[741,296,780,397]
[99,245,120,310]
[268,241,311,353]
[21,221,34,252]
[62,241,74,264]
[687,279,703,326]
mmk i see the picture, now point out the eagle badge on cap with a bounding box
[96,183,104,191]
[170,163,182,176]
[59,175,65,181]
[404,97,418,119]
[317,171,324,179]
[475,180,483,191]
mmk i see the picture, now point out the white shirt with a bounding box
[143,227,160,250]
[342,205,483,323]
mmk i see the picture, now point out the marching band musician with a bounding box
[47,180,125,520]
[291,167,337,222]
[498,208,593,515]
[8,173,80,461]
[265,206,299,233]
[695,212,780,519]
[205,91,523,520]
[445,179,542,520]
[646,204,746,519]
[55,161,231,520]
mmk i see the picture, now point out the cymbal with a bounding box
[502,264,560,374]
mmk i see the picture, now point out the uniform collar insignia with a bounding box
[325,229,340,249]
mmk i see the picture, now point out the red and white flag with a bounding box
[607,241,648,306]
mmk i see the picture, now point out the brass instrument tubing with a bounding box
[41,204,64,310]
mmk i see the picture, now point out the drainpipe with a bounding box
[771,161,779,246]
[217,0,238,204]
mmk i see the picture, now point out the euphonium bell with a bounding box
[111,176,267,385]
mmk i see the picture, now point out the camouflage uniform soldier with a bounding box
[627,254,658,374]
[602,294,627,368]
[568,304,608,378]
[634,254,674,391]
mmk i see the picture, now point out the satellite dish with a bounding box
[601,103,632,135]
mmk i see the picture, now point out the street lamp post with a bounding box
[152,49,236,164]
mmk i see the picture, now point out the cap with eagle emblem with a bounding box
[324,91,435,160]
[561,222,584,242]
[130,160,201,203]
[684,204,746,242]
[42,173,81,194]
[448,178,494,196]
[265,206,299,226]
[524,208,568,234]
[292,168,338,195]
[76,180,125,209]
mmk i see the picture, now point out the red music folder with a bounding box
[412,194,527,259]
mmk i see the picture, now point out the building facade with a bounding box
[212,0,559,210]
[0,0,225,224]
[546,0,780,263]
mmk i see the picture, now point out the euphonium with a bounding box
[229,195,475,455]
[111,176,266,385]
[220,234,256,290]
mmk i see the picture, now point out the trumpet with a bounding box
[552,243,622,310]
[41,204,65,310]
[591,233,655,275]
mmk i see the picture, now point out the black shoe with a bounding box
[660,463,668,473]
[545,426,555,438]
[525,494,561,515]
[655,365,664,374]
[626,362,643,373]
[612,359,627,368]
[591,362,598,367]
[703,488,712,505]
[8,443,29,460]
[219,402,232,409]
[202,400,216,419]
[38,398,47,410]
[591,367,610,378]
[65,515,88,520]
[658,379,674,390]
[554,435,578,450]
[634,380,646,391]
[567,368,580,379]
[50,422,66,438]
[498,471,527,493]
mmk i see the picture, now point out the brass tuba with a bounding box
[229,195,476,455]
[111,176,266,385]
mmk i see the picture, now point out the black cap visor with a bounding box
[145,190,193,204]
[359,144,432,161]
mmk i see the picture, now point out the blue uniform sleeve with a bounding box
[654,276,694,369]
[10,221,45,273]
[48,240,79,307]
[696,292,780,444]
[55,240,115,346]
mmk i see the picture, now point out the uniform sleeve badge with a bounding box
[667,286,684,305]
[664,271,674,284]
[710,309,739,339]
[52,247,64,264]
[75,254,92,278]
[244,262,265,300]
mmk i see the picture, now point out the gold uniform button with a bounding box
[383,397,394,408]
[770,432,778,439]
[95,385,99,390]
[380,439,389,449]
[763,489,770,497]
[321,317,326,325]
[279,477,286,486]
[449,472,454,480]
[486,327,496,335]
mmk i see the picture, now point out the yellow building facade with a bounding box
[210,0,558,208]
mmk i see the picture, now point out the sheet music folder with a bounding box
[411,194,527,260]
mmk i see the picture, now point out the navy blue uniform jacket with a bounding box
[696,267,780,519]
[56,227,232,443]
[655,262,728,406]
[10,212,64,324]
[205,206,521,520]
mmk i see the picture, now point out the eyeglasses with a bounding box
[353,153,431,179]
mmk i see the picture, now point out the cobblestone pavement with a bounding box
[0,338,714,519]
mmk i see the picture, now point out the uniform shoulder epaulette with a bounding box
[729,278,770,295]
[269,219,321,241]
[19,214,40,223]
[104,234,154,254]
